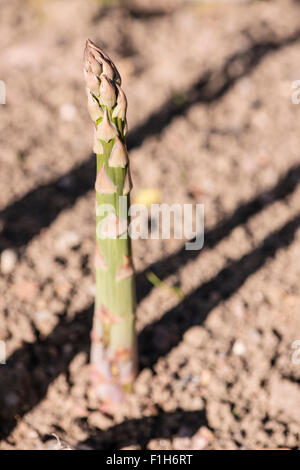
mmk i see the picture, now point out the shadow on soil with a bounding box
[1,30,300,252]
[77,409,208,450]
[1,29,300,447]
[1,204,300,442]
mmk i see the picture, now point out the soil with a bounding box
[0,0,300,450]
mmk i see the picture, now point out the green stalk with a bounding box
[84,39,137,413]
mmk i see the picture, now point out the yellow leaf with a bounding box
[134,188,161,208]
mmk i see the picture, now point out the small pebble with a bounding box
[1,249,17,274]
[200,369,211,386]
[232,340,246,356]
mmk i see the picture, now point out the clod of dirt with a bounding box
[11,281,39,301]
[34,310,58,337]
[55,231,82,252]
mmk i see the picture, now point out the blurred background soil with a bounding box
[0,0,300,450]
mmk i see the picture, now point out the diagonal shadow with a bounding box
[126,29,300,149]
[77,409,207,450]
[126,6,172,20]
[1,30,300,252]
[136,163,300,303]
[0,159,96,252]
[1,210,299,441]
[0,306,93,441]
[138,213,300,369]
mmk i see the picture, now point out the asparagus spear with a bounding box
[84,39,137,413]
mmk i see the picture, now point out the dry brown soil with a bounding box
[0,0,300,450]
